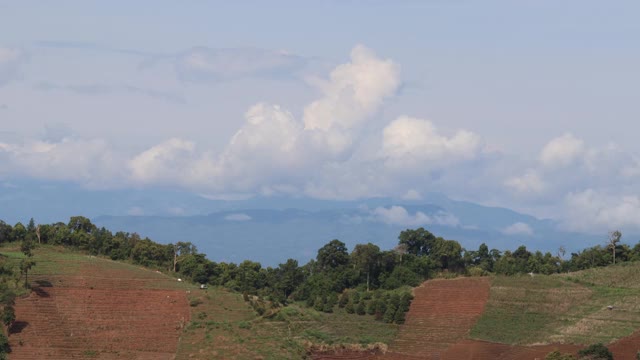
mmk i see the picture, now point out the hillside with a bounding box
[3,245,192,359]
[5,245,640,360]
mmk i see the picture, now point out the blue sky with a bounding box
[1,1,640,234]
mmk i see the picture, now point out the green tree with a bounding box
[316,239,350,271]
[0,222,12,243]
[398,228,436,256]
[351,243,381,291]
[11,223,26,243]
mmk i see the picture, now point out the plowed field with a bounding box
[382,277,490,359]
[8,249,191,360]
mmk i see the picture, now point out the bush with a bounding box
[383,303,397,323]
[546,350,576,360]
[578,343,613,360]
[0,333,9,357]
[356,301,366,315]
[338,291,349,308]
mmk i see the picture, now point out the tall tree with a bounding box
[351,243,381,291]
[608,230,622,265]
[398,228,436,256]
[316,239,349,271]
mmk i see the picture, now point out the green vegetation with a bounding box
[578,343,613,359]
[176,292,398,359]
[546,350,576,360]
[472,268,640,346]
[4,216,640,356]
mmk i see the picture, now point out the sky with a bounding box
[1,1,640,234]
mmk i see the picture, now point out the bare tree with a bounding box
[607,230,622,265]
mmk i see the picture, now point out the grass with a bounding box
[471,268,640,346]
[176,294,399,360]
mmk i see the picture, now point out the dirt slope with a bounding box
[8,252,191,360]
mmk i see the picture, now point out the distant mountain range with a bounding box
[1,180,605,266]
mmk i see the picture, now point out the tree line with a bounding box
[1,217,639,323]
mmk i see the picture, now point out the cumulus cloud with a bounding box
[505,169,546,195]
[224,213,252,221]
[128,138,210,187]
[303,45,400,132]
[382,116,481,169]
[372,205,459,227]
[0,47,27,86]
[501,222,534,236]
[539,133,584,168]
[0,137,123,188]
[175,47,307,82]
[129,45,402,194]
[563,189,640,233]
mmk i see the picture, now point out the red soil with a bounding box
[381,277,491,359]
[8,260,190,360]
[609,330,640,359]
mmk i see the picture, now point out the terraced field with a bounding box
[385,277,491,359]
[6,247,191,360]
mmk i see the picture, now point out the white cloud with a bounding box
[303,45,400,132]
[224,213,252,221]
[501,222,534,236]
[372,205,459,227]
[539,133,584,168]
[175,47,307,82]
[402,189,423,200]
[128,138,207,187]
[505,169,546,194]
[128,45,402,194]
[563,189,640,233]
[382,116,481,169]
[0,137,123,188]
[0,47,27,86]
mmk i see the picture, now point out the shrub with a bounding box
[546,350,576,360]
[356,301,366,315]
[383,304,397,323]
[578,343,613,360]
[338,291,349,308]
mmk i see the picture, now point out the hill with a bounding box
[3,245,192,359]
[5,244,640,360]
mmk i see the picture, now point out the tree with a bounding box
[0,222,12,243]
[316,239,349,271]
[351,243,381,291]
[275,259,303,300]
[398,228,436,256]
[608,230,622,265]
[20,239,36,288]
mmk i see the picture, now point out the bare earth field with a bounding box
[7,248,191,360]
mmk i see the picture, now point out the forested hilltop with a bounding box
[0,217,638,321]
